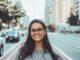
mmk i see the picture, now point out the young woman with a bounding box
[17,19,59,60]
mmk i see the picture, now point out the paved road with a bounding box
[48,32,80,60]
[0,32,80,60]
[0,35,26,59]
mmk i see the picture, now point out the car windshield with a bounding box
[7,31,17,36]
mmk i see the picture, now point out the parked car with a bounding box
[0,43,3,57]
[74,29,80,33]
[18,30,27,36]
[5,30,20,43]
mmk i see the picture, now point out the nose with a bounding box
[35,31,39,34]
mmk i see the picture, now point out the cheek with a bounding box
[43,31,46,36]
[40,32,46,38]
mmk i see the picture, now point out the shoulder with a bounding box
[44,52,63,60]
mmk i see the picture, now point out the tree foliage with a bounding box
[0,0,26,24]
[67,13,80,26]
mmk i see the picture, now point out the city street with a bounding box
[48,32,80,60]
[0,34,27,60]
[0,32,80,60]
[0,0,80,60]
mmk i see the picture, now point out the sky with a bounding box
[20,0,45,20]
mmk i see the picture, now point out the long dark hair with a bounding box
[18,19,58,60]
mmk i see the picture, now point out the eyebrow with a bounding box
[31,27,43,29]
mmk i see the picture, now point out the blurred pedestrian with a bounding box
[0,43,3,57]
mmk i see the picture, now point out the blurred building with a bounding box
[54,0,73,25]
[73,0,79,20]
[45,0,54,25]
[45,0,73,25]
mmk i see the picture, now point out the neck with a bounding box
[35,41,43,51]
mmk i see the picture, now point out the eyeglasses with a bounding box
[31,28,44,32]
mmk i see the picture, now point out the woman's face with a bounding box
[31,23,46,42]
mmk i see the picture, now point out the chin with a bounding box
[34,39,42,42]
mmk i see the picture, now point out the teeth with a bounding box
[35,36,39,37]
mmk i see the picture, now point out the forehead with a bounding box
[31,22,43,29]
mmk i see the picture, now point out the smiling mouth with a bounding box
[34,35,40,38]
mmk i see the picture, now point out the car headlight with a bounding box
[14,35,17,37]
[5,35,8,38]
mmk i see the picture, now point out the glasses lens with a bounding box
[31,29,36,32]
[31,28,44,32]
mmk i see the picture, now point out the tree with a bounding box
[67,13,78,26]
[0,0,26,24]
[67,7,79,26]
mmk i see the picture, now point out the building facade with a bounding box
[45,0,73,25]
[45,0,54,25]
[73,0,79,20]
[53,0,73,25]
